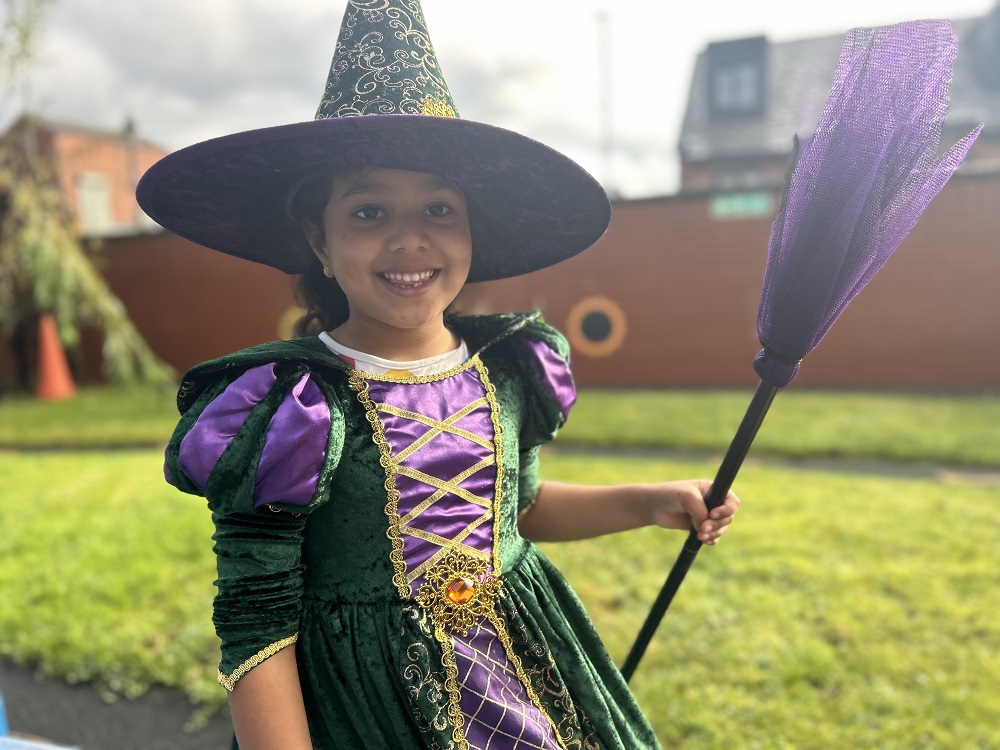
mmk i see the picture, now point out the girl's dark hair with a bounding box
[288,171,352,336]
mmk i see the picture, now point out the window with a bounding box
[566,296,628,358]
[707,37,768,119]
[76,172,114,235]
[712,62,762,114]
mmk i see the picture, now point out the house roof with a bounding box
[679,11,1000,163]
[2,113,166,152]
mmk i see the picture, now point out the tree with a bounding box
[0,0,174,390]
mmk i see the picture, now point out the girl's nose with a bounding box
[387,211,429,252]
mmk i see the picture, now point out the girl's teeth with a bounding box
[383,271,433,282]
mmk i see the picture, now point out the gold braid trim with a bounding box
[485,610,572,750]
[474,359,506,578]
[432,624,470,750]
[351,356,480,385]
[217,634,299,692]
[349,371,411,600]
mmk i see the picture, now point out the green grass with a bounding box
[0,386,178,448]
[538,455,1000,749]
[1,449,997,747]
[0,451,221,709]
[560,389,1000,468]
[2,386,997,467]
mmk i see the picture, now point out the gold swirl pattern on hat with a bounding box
[421,96,457,118]
[316,0,459,119]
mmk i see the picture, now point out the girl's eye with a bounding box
[352,206,384,220]
[426,203,453,218]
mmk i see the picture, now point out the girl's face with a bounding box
[308,167,472,343]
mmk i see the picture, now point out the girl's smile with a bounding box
[306,167,472,358]
[377,268,440,294]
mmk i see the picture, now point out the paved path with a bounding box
[0,662,232,750]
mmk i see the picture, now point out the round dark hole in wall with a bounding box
[581,311,612,343]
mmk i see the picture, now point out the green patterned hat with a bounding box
[316,0,459,119]
[137,0,611,282]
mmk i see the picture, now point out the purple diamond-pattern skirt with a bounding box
[454,619,560,749]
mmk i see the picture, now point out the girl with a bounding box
[139,3,739,748]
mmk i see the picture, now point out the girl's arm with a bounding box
[228,647,313,750]
[517,480,738,543]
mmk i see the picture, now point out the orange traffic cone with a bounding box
[36,313,76,401]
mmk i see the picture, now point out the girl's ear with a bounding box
[302,221,327,263]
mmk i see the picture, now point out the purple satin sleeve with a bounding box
[175,363,279,490]
[254,372,330,509]
[521,338,576,420]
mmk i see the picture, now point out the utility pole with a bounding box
[597,8,616,196]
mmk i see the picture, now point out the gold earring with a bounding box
[323,266,334,278]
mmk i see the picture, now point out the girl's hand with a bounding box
[650,480,740,545]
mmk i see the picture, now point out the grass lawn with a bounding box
[560,389,1000,468]
[0,386,178,449]
[1,448,997,747]
[1,386,998,468]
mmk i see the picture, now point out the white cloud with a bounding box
[11,0,995,197]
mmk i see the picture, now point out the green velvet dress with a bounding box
[165,312,659,750]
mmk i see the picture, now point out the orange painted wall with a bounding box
[2,173,997,391]
[473,172,1000,390]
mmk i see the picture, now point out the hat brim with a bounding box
[136,115,611,282]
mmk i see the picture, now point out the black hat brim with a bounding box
[136,115,611,282]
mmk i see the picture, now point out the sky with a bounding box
[7,0,996,198]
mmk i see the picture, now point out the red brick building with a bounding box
[4,115,167,236]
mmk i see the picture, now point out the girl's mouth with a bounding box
[378,269,438,290]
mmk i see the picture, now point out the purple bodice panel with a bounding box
[364,362,561,750]
[366,370,497,592]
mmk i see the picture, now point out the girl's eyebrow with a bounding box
[336,180,384,200]
[336,176,461,201]
[421,176,461,194]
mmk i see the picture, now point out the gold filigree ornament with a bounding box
[415,549,501,636]
[421,96,457,118]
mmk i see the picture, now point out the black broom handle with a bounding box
[620,380,780,684]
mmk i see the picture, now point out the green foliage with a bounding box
[0,148,176,388]
[0,0,54,92]
[1,448,997,747]
[0,1,174,390]
[559,389,1000,467]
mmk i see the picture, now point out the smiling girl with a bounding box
[139,2,738,748]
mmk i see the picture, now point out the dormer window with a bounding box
[707,36,768,119]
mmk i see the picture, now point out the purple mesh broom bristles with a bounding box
[621,20,981,683]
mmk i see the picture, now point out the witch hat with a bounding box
[136,0,610,282]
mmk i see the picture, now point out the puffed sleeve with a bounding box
[512,321,577,514]
[163,361,345,690]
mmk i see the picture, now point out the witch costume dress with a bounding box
[164,312,660,750]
